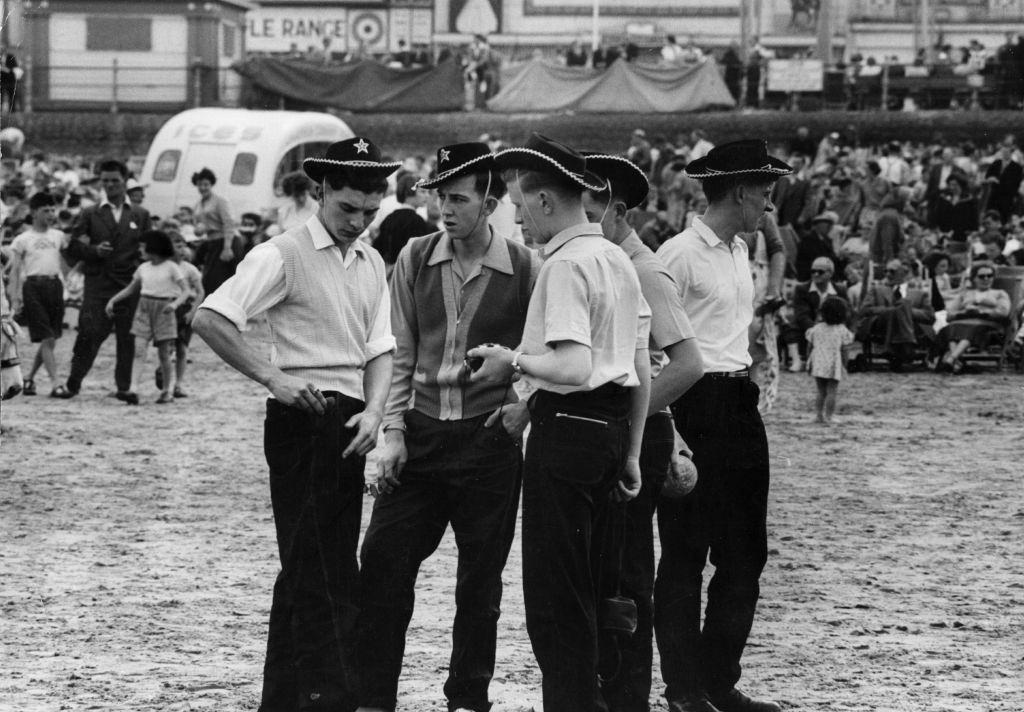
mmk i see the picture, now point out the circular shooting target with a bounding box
[352,13,384,45]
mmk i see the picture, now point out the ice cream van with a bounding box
[139,108,353,221]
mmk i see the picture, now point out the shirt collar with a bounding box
[427,228,514,275]
[692,216,746,252]
[309,214,367,257]
[100,197,126,212]
[812,281,837,297]
[542,222,603,258]
[618,230,648,259]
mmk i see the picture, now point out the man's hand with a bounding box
[96,241,113,257]
[466,344,514,384]
[484,400,530,440]
[219,246,235,263]
[613,455,642,502]
[267,373,328,415]
[161,303,176,314]
[104,300,116,318]
[372,429,407,496]
[343,409,382,458]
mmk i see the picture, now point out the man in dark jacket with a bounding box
[984,137,1023,223]
[56,159,150,401]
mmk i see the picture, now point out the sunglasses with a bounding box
[975,273,995,279]
[810,269,829,275]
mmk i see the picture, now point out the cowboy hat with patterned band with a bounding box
[494,133,605,192]
[684,139,792,181]
[416,142,494,191]
[302,137,402,185]
[582,152,650,210]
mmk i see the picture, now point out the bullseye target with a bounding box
[352,13,384,45]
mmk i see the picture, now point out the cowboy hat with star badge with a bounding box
[416,142,495,191]
[303,137,402,185]
[581,152,650,210]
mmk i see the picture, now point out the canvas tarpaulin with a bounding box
[232,57,465,112]
[487,59,736,113]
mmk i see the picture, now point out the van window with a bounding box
[152,150,181,182]
[273,142,332,195]
[230,152,258,185]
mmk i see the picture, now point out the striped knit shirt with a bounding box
[383,230,541,430]
[199,214,395,401]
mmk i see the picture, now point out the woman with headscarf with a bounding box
[191,167,237,294]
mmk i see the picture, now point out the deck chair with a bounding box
[959,266,1024,371]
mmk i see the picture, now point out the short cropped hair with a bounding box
[323,168,388,196]
[700,174,774,204]
[28,192,56,211]
[396,173,420,204]
[97,159,128,178]
[502,167,581,202]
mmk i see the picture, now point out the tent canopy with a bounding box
[487,59,736,113]
[233,56,465,113]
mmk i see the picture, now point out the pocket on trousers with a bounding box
[541,412,617,486]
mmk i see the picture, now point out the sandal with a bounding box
[156,391,174,404]
[172,387,188,398]
[50,384,76,399]
[23,379,36,396]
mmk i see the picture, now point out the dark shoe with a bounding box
[708,688,781,712]
[172,387,187,398]
[51,384,77,399]
[22,379,36,396]
[117,391,140,405]
[668,692,722,712]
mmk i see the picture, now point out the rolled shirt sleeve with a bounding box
[198,242,287,331]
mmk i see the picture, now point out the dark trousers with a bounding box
[655,376,770,700]
[599,412,674,712]
[522,385,631,712]
[260,394,366,712]
[357,409,522,712]
[66,289,137,393]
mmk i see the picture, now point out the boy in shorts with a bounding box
[166,232,203,397]
[105,230,187,404]
[8,192,68,396]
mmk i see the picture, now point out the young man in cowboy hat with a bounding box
[193,137,400,712]
[581,153,704,712]
[468,133,652,712]
[354,142,540,712]
[655,140,790,712]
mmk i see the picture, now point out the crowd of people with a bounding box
[1,121,1023,711]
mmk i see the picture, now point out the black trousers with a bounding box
[655,376,770,701]
[260,394,366,712]
[356,409,522,712]
[522,385,631,712]
[599,412,674,712]
[66,289,138,393]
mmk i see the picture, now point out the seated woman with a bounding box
[937,264,1012,373]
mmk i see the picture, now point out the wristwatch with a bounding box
[511,351,525,376]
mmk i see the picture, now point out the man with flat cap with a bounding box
[655,140,790,712]
[582,153,704,712]
[354,142,540,712]
[193,137,400,712]
[469,133,652,712]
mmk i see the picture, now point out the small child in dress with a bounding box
[168,232,204,397]
[805,296,854,424]
[105,230,187,404]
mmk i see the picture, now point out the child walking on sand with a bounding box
[166,232,204,397]
[806,296,854,424]
[105,230,187,404]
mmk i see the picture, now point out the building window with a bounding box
[230,153,257,186]
[152,150,181,182]
[86,17,152,52]
[222,23,237,58]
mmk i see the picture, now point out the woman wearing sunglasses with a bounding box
[936,264,1011,373]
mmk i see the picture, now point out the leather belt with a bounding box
[704,370,750,380]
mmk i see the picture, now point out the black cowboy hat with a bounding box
[494,133,605,192]
[684,139,791,181]
[303,137,402,184]
[581,152,650,210]
[416,142,495,190]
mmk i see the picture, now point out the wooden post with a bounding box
[881,62,889,110]
[23,54,32,114]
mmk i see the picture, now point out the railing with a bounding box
[20,58,242,112]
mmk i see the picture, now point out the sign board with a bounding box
[246,6,432,54]
[767,59,824,92]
